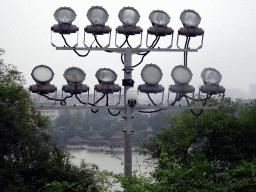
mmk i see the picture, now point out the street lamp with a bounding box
[29,65,57,94]
[146,10,174,48]
[62,67,89,94]
[84,6,111,48]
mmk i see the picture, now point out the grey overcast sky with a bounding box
[0,0,256,93]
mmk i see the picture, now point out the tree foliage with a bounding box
[0,49,110,191]
[140,97,256,191]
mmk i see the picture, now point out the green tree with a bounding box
[0,50,110,191]
[140,97,256,191]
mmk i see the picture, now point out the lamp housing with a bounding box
[200,68,225,94]
[63,67,86,84]
[201,68,222,86]
[30,65,57,94]
[141,64,163,86]
[51,7,79,34]
[94,68,121,94]
[180,9,201,28]
[87,6,109,26]
[139,64,164,94]
[171,65,193,85]
[62,84,89,94]
[54,7,76,25]
[95,68,117,84]
[118,7,140,27]
[31,65,54,84]
[149,10,170,27]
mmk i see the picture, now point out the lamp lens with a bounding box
[171,65,192,84]
[119,8,140,25]
[88,7,108,25]
[150,11,170,26]
[141,64,162,85]
[180,10,200,27]
[64,67,85,83]
[201,68,222,85]
[32,65,54,83]
[54,7,76,24]
[96,69,117,83]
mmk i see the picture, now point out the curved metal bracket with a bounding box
[84,31,112,48]
[115,31,143,48]
[176,33,204,49]
[51,30,78,48]
[146,32,173,49]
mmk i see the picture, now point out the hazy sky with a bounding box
[1,0,256,93]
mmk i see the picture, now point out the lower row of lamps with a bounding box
[29,64,225,105]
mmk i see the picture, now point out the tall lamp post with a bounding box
[30,6,225,177]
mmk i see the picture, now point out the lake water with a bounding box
[69,148,154,191]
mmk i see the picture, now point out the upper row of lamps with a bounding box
[51,6,204,48]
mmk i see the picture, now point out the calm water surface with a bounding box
[69,149,154,191]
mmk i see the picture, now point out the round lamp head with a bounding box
[201,68,222,85]
[171,65,193,85]
[118,7,140,26]
[87,6,109,26]
[54,7,76,25]
[31,65,54,84]
[141,64,163,85]
[63,67,86,84]
[96,68,117,83]
[180,9,201,27]
[149,10,170,27]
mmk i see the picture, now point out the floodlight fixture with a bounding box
[118,7,140,27]
[146,10,174,48]
[116,7,143,44]
[180,10,201,28]
[200,68,225,95]
[141,64,163,86]
[29,65,57,94]
[95,68,117,84]
[62,67,89,94]
[201,68,222,86]
[171,65,193,85]
[51,7,79,35]
[138,64,164,95]
[84,6,111,47]
[63,67,86,84]
[169,65,195,95]
[87,6,109,26]
[94,68,121,94]
[176,9,204,49]
[149,10,170,27]
[54,7,77,25]
[31,65,54,84]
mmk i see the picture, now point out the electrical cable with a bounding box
[139,109,163,113]
[39,93,74,106]
[61,34,91,57]
[91,93,106,113]
[93,34,112,53]
[131,36,160,68]
[106,94,121,116]
[75,94,94,106]
[147,93,157,106]
[184,93,212,116]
